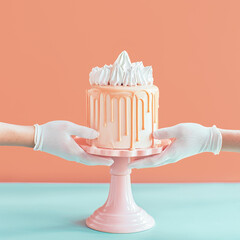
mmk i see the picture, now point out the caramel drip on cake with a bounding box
[130,93,134,149]
[110,98,114,122]
[124,97,128,136]
[141,90,150,113]
[139,98,145,130]
[118,98,121,141]
[93,98,96,128]
[97,97,100,130]
[135,95,139,142]
[87,86,158,149]
[104,94,107,126]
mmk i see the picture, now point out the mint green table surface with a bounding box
[0,183,240,240]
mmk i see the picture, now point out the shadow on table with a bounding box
[73,218,93,233]
[0,216,100,239]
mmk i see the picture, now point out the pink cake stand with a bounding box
[78,141,170,234]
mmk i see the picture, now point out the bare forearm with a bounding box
[219,129,240,152]
[0,122,35,148]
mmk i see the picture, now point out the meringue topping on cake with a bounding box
[89,51,153,86]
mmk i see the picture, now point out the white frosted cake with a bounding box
[86,51,159,150]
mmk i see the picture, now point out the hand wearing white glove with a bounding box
[129,123,222,169]
[34,121,113,166]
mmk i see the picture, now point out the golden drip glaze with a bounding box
[93,98,96,128]
[104,94,107,126]
[111,98,114,122]
[87,86,158,149]
[139,98,145,130]
[135,95,139,142]
[118,98,121,141]
[130,94,134,149]
[124,97,128,136]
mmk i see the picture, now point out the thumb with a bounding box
[153,125,178,139]
[68,123,99,139]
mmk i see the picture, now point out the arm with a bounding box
[130,124,240,169]
[129,123,223,169]
[0,121,113,166]
[0,122,34,148]
[220,129,240,152]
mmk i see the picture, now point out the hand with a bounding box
[33,120,113,166]
[129,123,222,169]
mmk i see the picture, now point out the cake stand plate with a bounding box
[78,141,170,233]
[80,143,166,157]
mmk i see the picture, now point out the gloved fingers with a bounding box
[159,139,172,147]
[76,150,114,166]
[129,140,180,169]
[67,122,99,139]
[129,155,178,169]
[128,154,164,169]
[153,125,179,139]
[68,138,113,166]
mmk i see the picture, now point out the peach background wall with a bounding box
[0,0,240,183]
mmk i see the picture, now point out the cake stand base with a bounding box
[79,144,168,233]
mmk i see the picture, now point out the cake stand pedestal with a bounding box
[79,144,167,233]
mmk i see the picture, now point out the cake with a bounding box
[86,51,159,149]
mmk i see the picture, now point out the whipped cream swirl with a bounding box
[89,51,153,86]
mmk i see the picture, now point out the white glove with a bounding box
[129,123,222,169]
[33,121,113,166]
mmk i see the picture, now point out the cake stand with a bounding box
[77,141,169,234]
